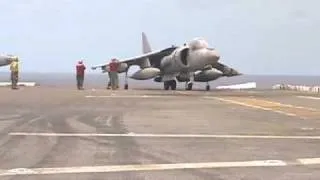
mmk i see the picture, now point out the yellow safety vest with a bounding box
[10,61,19,72]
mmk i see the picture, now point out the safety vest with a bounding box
[76,63,86,76]
[10,61,19,72]
[109,62,119,72]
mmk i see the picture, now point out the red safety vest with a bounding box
[76,64,86,76]
[109,61,119,72]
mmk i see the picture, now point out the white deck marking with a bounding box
[105,116,113,127]
[206,97,298,117]
[1,157,320,176]
[8,132,320,140]
[0,160,288,176]
[86,95,153,98]
[0,114,21,120]
[297,96,320,100]
[175,91,190,95]
[297,158,320,165]
[85,95,179,98]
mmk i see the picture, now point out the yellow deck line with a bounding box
[208,97,320,119]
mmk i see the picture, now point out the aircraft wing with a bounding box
[91,46,177,73]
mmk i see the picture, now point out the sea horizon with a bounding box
[0,72,319,89]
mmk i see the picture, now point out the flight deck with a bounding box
[0,87,319,180]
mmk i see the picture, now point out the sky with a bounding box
[0,0,319,75]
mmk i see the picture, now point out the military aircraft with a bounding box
[0,54,17,67]
[92,32,242,91]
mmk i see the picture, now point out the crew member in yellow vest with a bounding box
[10,57,19,89]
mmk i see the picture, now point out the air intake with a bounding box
[180,48,189,66]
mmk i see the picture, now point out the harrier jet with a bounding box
[92,32,241,91]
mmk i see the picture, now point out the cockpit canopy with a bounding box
[187,38,209,50]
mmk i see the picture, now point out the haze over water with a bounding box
[0,72,319,90]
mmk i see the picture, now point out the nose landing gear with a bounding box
[185,73,194,91]
[206,82,210,91]
[185,82,193,91]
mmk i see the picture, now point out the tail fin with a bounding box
[142,32,152,53]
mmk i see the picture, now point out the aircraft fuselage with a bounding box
[160,45,220,74]
[130,38,225,83]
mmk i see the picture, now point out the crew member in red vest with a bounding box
[109,58,119,90]
[76,60,86,90]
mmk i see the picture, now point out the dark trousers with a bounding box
[76,75,84,89]
[11,71,19,89]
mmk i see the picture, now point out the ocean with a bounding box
[0,72,319,90]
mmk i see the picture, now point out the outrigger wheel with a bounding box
[206,84,210,91]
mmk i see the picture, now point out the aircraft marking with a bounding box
[8,132,320,140]
[207,97,320,119]
[1,158,320,176]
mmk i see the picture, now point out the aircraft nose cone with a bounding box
[225,68,242,77]
[232,69,242,76]
[206,49,220,63]
[6,58,13,63]
[8,56,18,61]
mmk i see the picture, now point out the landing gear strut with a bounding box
[164,80,176,90]
[185,72,194,91]
[124,71,129,90]
[206,82,210,91]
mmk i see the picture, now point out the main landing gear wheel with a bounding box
[164,80,176,90]
[171,80,177,90]
[186,82,193,91]
[124,84,128,90]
